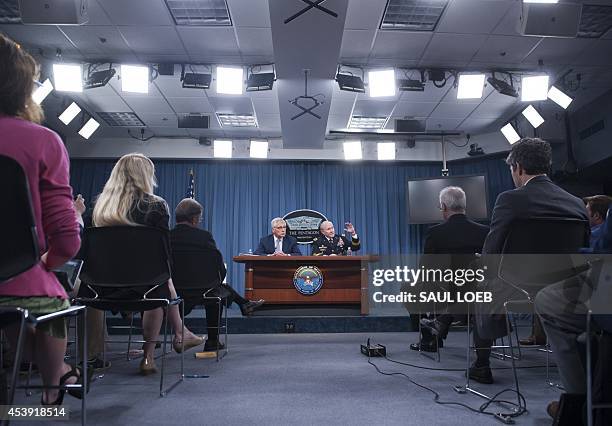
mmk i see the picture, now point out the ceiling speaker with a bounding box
[519,3,582,38]
[19,0,89,25]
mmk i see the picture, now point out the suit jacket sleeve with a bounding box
[203,230,226,282]
[288,237,303,255]
[422,228,436,254]
[482,191,520,255]
[254,237,268,255]
[348,234,360,251]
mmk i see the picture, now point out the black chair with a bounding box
[498,218,590,409]
[76,226,184,397]
[171,247,228,362]
[0,155,88,425]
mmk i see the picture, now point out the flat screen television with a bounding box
[407,175,489,224]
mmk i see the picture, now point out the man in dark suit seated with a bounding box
[412,186,489,352]
[170,198,264,351]
[311,221,360,256]
[254,217,302,256]
[470,137,588,385]
[584,195,612,248]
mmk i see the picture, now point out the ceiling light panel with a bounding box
[165,0,231,26]
[521,105,545,128]
[547,86,572,109]
[377,142,396,160]
[250,140,269,158]
[217,113,258,127]
[521,75,549,102]
[214,140,233,158]
[343,141,363,161]
[32,79,54,104]
[368,69,396,97]
[53,64,83,93]
[78,118,100,140]
[121,65,149,94]
[349,116,388,129]
[381,0,449,31]
[457,74,486,99]
[216,66,243,95]
[97,112,145,127]
[501,123,521,144]
[58,102,81,125]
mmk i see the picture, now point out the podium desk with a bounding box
[233,255,379,315]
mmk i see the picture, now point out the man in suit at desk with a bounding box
[254,217,302,256]
[312,221,360,256]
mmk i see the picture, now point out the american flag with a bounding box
[186,169,195,199]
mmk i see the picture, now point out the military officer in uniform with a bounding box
[312,220,360,255]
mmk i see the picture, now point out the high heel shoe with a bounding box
[173,335,204,353]
[41,390,65,406]
[139,357,158,375]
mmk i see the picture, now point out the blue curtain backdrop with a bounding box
[70,154,513,296]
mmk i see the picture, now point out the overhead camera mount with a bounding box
[289,69,325,121]
[284,0,338,24]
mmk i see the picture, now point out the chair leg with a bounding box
[126,313,135,361]
[586,310,593,426]
[504,302,523,410]
[159,306,169,397]
[80,307,88,426]
[6,311,26,411]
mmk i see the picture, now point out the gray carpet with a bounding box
[12,332,561,425]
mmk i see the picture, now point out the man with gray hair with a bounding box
[312,220,360,256]
[412,186,489,353]
[254,217,302,256]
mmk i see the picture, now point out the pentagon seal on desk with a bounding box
[293,266,323,295]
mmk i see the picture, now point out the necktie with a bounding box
[275,238,281,252]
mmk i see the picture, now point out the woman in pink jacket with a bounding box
[0,34,84,405]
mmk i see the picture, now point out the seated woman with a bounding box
[0,34,87,405]
[90,153,203,374]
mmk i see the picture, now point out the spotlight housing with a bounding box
[58,102,81,125]
[84,68,116,90]
[522,105,545,128]
[547,86,572,109]
[397,78,425,92]
[246,72,275,92]
[53,64,83,93]
[120,65,149,94]
[78,118,100,140]
[343,141,363,160]
[336,73,365,93]
[487,75,518,98]
[368,69,396,97]
[213,140,233,158]
[457,73,486,99]
[182,72,212,89]
[216,66,244,95]
[32,79,53,104]
[521,75,549,102]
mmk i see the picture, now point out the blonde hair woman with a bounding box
[92,153,203,374]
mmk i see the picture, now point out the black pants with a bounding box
[472,323,493,367]
[183,284,248,342]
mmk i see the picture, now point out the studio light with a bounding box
[246,66,275,92]
[53,64,83,92]
[182,73,212,89]
[368,69,396,97]
[397,78,425,92]
[343,141,362,160]
[249,140,269,158]
[547,86,573,109]
[216,66,243,95]
[521,75,549,102]
[457,73,486,99]
[121,65,149,94]
[78,118,100,140]
[336,73,365,93]
[58,102,81,125]
[213,139,233,158]
[522,105,545,128]
[84,68,116,90]
[487,75,518,98]
[377,142,396,161]
[32,79,53,104]
[501,123,521,144]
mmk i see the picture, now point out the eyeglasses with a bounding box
[273,226,286,229]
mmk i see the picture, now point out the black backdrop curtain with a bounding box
[70,153,513,295]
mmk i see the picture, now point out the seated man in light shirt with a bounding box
[254,217,302,256]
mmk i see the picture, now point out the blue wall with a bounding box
[70,154,514,295]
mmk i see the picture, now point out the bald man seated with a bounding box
[311,221,360,256]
